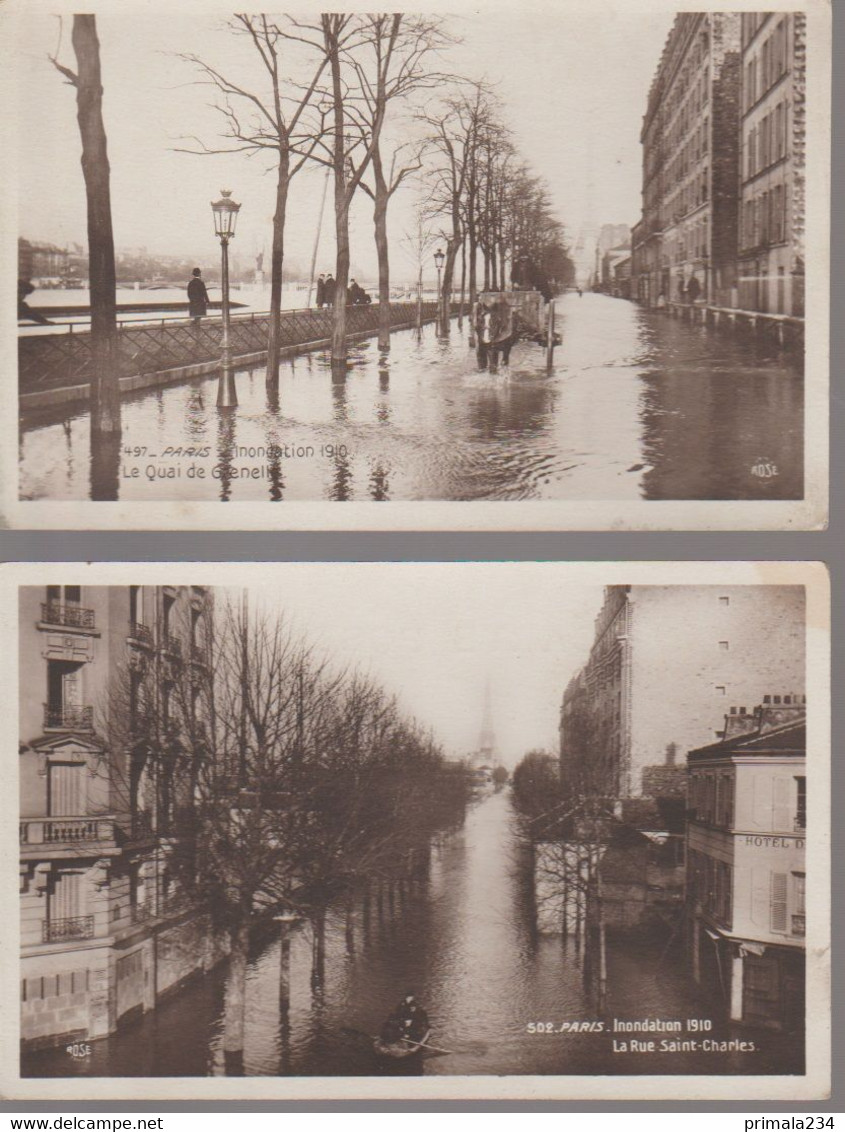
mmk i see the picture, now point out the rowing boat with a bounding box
[373,1030,432,1060]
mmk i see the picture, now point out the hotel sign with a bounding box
[744,835,805,850]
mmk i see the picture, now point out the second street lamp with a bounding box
[434,248,445,335]
[211,189,241,408]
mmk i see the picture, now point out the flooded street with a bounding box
[19,293,803,503]
[24,792,801,1079]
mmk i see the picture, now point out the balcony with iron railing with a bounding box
[43,704,94,731]
[128,621,154,648]
[162,633,182,658]
[40,603,96,632]
[42,914,95,943]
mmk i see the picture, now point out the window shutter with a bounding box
[770,872,788,932]
[48,762,85,816]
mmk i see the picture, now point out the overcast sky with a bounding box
[236,566,605,767]
[16,7,675,281]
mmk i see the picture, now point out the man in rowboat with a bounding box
[393,992,430,1046]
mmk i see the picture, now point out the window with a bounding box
[715,685,726,695]
[719,595,730,606]
[129,585,141,627]
[163,594,175,635]
[795,776,806,830]
[770,872,788,932]
[45,658,88,729]
[48,761,85,816]
[719,640,729,651]
[792,873,805,936]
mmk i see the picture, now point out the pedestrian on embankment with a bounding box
[316,274,326,308]
[187,267,210,324]
[323,273,336,308]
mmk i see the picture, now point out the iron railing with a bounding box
[40,603,95,630]
[128,621,154,647]
[162,633,182,657]
[43,704,94,730]
[42,915,95,942]
[20,301,449,393]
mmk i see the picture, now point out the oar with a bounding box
[401,1035,454,1056]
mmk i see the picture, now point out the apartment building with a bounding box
[559,585,805,801]
[19,584,217,1050]
[737,13,806,316]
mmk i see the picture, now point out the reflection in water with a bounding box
[23,793,801,1079]
[19,295,803,503]
[89,429,121,501]
[369,463,390,501]
[216,409,237,502]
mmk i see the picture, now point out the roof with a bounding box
[688,718,805,764]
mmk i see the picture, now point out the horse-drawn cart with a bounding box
[471,289,559,372]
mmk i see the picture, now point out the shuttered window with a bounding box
[50,871,83,921]
[770,872,788,932]
[48,762,85,816]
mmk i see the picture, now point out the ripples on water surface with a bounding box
[19,294,803,502]
[23,793,802,1078]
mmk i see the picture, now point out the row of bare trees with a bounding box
[101,592,468,1070]
[50,14,575,442]
[420,84,575,328]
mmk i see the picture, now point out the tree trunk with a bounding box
[266,147,290,388]
[372,147,392,352]
[459,237,466,324]
[71,16,120,438]
[223,922,250,1073]
[374,197,390,352]
[311,908,326,988]
[328,33,349,378]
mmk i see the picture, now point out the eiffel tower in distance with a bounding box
[474,678,498,768]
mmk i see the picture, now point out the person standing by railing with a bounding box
[187,267,210,324]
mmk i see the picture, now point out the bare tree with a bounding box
[418,83,494,330]
[100,588,469,1073]
[50,16,120,443]
[348,15,452,351]
[177,16,328,388]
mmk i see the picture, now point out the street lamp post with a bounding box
[211,190,241,408]
[434,248,445,335]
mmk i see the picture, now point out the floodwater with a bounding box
[19,293,803,502]
[23,792,802,1079]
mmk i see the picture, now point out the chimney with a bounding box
[665,741,677,767]
[722,705,757,740]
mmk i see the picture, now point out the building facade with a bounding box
[559,585,805,801]
[737,13,806,316]
[687,701,806,1031]
[632,13,742,308]
[19,584,217,1050]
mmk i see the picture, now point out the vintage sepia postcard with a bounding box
[0,561,831,1100]
[0,0,832,530]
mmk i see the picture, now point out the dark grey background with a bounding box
[0,0,840,1112]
